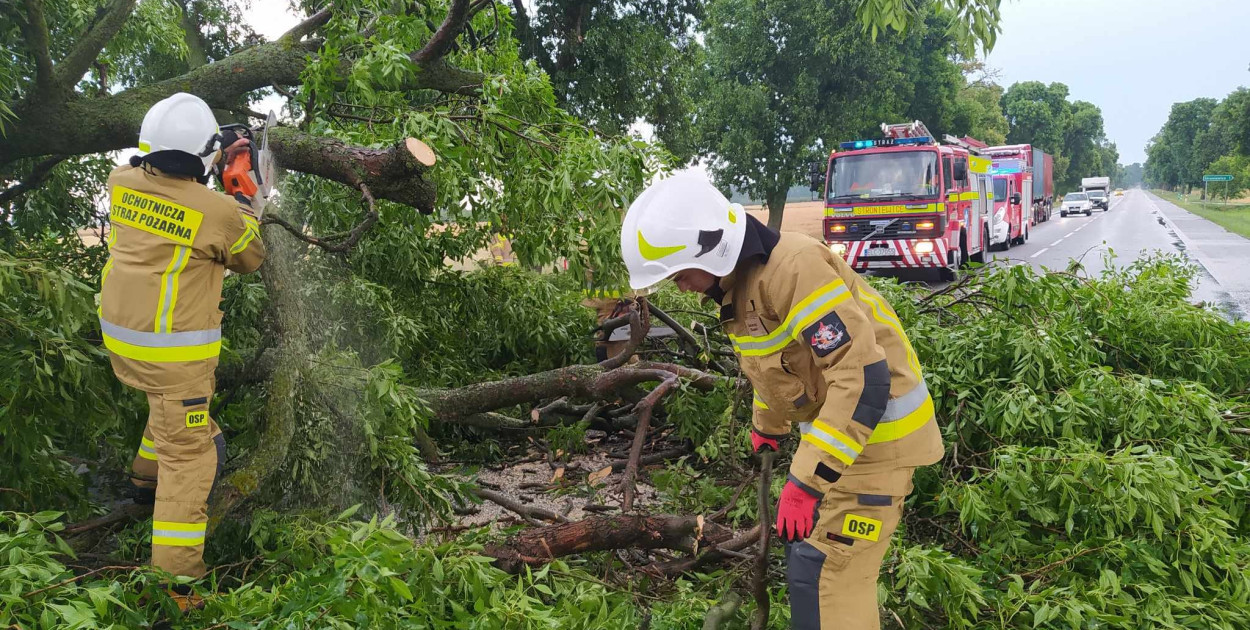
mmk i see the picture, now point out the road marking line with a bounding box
[1031,248,1049,258]
[1064,231,1076,237]
[1049,239,1063,246]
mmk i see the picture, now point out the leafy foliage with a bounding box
[1001,81,1119,190]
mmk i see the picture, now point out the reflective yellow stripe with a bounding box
[154,246,190,333]
[152,520,206,547]
[730,279,851,356]
[102,332,220,362]
[138,436,158,460]
[230,225,258,254]
[811,420,863,454]
[867,394,934,444]
[100,259,114,286]
[857,289,922,379]
[802,433,856,466]
[752,391,770,410]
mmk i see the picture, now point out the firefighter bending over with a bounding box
[619,174,943,630]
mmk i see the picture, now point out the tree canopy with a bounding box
[1146,88,1250,192]
[1000,80,1119,190]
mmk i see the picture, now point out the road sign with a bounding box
[1203,174,1234,182]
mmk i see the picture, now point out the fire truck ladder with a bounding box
[943,134,987,155]
[880,121,935,141]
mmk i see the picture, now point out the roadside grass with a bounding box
[1151,189,1250,239]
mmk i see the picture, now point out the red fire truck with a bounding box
[823,121,994,280]
[986,144,1054,226]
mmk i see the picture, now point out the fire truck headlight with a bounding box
[829,243,848,257]
[914,241,935,254]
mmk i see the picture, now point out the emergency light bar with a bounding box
[839,136,932,150]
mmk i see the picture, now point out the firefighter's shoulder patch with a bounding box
[801,311,851,357]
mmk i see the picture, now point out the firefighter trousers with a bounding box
[128,381,223,579]
[784,469,915,630]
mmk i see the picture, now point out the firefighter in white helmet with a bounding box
[100,92,265,610]
[621,174,943,629]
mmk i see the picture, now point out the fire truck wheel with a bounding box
[938,266,959,282]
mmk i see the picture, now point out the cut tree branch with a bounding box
[750,450,775,630]
[281,5,335,43]
[265,131,438,213]
[412,0,472,65]
[264,182,381,252]
[618,370,679,511]
[474,487,569,525]
[0,155,68,205]
[54,0,139,93]
[484,514,734,573]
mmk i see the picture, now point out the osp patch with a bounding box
[802,312,851,358]
[842,514,883,542]
[185,410,209,428]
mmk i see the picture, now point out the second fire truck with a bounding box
[823,121,995,280]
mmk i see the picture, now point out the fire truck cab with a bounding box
[824,121,992,280]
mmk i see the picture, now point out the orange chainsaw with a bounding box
[216,111,276,217]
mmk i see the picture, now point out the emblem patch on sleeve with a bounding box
[842,514,883,542]
[185,411,209,428]
[802,312,851,357]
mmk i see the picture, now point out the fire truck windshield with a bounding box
[993,178,1008,201]
[828,151,939,203]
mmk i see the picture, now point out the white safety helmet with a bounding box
[138,93,221,176]
[621,174,747,290]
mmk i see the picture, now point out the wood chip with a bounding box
[588,465,613,485]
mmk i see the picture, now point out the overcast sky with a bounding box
[985,0,1250,164]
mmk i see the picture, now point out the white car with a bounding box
[1060,192,1093,217]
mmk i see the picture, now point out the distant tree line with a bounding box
[1145,88,1250,197]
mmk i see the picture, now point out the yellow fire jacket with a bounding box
[98,165,266,393]
[720,231,943,496]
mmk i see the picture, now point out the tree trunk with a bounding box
[765,189,787,231]
[208,222,309,523]
[484,514,734,573]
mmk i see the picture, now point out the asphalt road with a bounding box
[868,189,1246,317]
[981,188,1244,316]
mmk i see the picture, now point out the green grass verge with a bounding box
[1152,189,1250,238]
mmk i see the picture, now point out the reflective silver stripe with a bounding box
[796,381,930,435]
[139,443,156,455]
[731,284,850,354]
[157,246,190,333]
[99,318,221,347]
[882,381,929,423]
[152,528,204,539]
[805,424,860,463]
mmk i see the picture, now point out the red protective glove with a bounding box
[776,481,820,542]
[749,429,779,453]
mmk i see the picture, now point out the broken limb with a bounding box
[484,514,734,573]
[750,449,775,630]
[473,487,568,526]
[617,369,680,512]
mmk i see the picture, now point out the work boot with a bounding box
[167,584,205,612]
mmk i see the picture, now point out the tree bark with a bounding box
[1,28,480,166]
[267,131,438,213]
[765,188,787,231]
[208,222,309,523]
[484,514,734,573]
